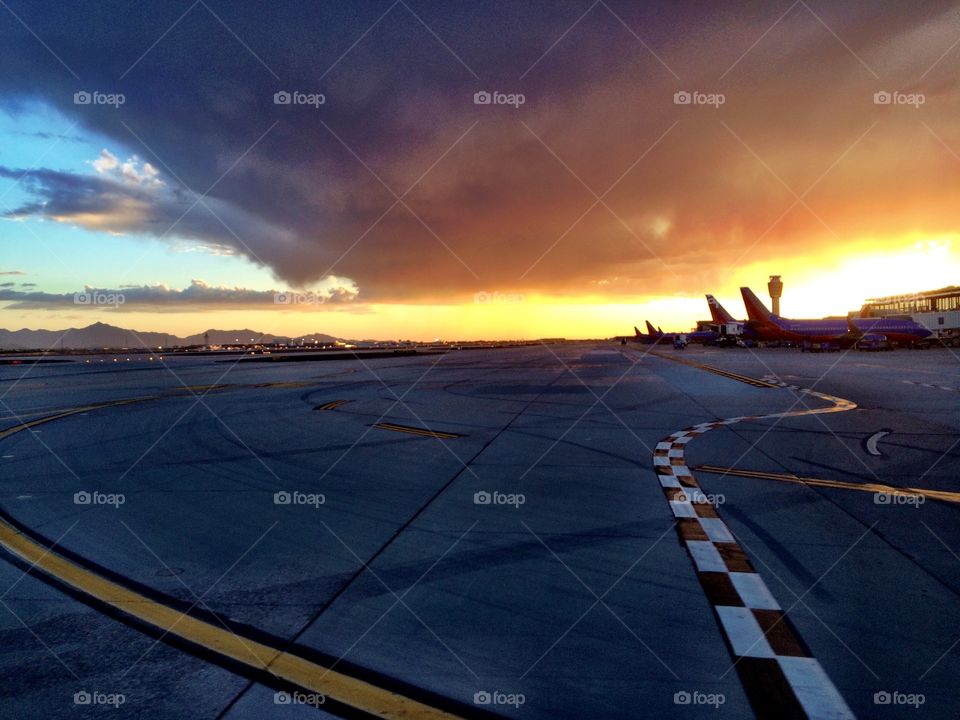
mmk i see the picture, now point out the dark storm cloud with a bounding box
[1,1,958,300]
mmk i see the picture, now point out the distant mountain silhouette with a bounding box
[0,322,339,350]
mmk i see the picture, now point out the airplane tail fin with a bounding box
[740,287,773,323]
[645,320,659,336]
[634,326,643,338]
[706,294,736,324]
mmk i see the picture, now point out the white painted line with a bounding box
[656,442,673,451]
[686,541,726,573]
[715,606,775,658]
[866,430,889,457]
[729,572,781,610]
[653,456,671,467]
[698,518,735,543]
[777,656,855,720]
[671,435,693,444]
[668,448,684,458]
[672,466,693,477]
[669,501,697,518]
[659,475,682,488]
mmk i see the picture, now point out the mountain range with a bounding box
[0,322,339,350]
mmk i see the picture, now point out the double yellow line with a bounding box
[650,353,778,388]
[697,366,778,388]
[314,399,351,411]
[0,398,153,440]
[372,422,462,440]
[697,464,960,504]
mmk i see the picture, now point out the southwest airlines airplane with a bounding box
[738,287,931,345]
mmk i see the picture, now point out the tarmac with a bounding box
[0,342,957,718]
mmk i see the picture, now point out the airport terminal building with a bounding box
[863,285,960,344]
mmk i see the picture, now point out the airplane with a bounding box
[641,320,718,346]
[739,287,932,346]
[705,294,755,344]
[706,294,740,327]
[631,324,685,345]
[632,324,666,344]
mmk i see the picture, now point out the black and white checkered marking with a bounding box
[654,376,856,719]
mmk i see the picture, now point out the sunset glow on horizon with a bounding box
[2,2,960,341]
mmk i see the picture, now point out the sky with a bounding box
[1,0,959,340]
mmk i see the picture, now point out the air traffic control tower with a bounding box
[768,275,783,316]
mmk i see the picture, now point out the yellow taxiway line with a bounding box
[0,399,152,441]
[647,353,779,388]
[0,516,462,719]
[372,422,462,439]
[696,464,960,504]
[0,400,468,719]
[314,399,351,411]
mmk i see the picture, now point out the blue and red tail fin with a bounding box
[740,287,774,323]
[706,294,736,324]
[645,320,659,337]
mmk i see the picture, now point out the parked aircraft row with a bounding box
[630,287,932,348]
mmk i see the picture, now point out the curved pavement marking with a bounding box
[865,431,889,457]
[0,401,470,720]
[653,375,857,720]
[0,398,154,441]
